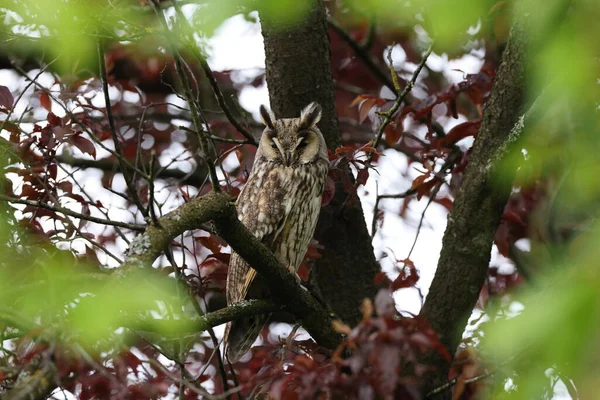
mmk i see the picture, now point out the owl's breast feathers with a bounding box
[226,160,328,305]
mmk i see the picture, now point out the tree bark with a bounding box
[419,22,527,399]
[260,0,379,326]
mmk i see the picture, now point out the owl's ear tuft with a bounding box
[299,102,322,129]
[259,105,275,129]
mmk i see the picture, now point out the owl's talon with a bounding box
[287,265,302,283]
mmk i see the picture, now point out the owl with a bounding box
[224,102,329,362]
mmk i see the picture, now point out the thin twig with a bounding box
[371,43,433,157]
[151,1,220,191]
[169,1,257,147]
[425,350,527,398]
[147,151,159,224]
[371,186,417,237]
[406,181,441,260]
[178,126,251,145]
[328,18,397,94]
[0,58,58,134]
[0,194,146,231]
[146,359,216,399]
[425,370,494,398]
[97,40,149,216]
[379,188,418,199]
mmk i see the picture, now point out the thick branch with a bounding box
[212,206,344,350]
[121,191,342,349]
[418,22,527,398]
[121,191,231,267]
[134,300,281,334]
[3,356,57,400]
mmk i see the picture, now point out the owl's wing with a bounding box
[227,166,291,304]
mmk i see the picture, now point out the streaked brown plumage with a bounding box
[224,102,329,362]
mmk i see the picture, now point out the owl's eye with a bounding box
[297,139,308,149]
[270,142,277,149]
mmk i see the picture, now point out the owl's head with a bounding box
[256,102,328,167]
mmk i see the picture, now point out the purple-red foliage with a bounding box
[227,291,449,400]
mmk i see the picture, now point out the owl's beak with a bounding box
[284,151,294,166]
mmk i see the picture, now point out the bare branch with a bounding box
[197,57,257,146]
[371,44,433,156]
[2,348,57,400]
[328,18,397,95]
[0,194,146,231]
[150,1,221,192]
[120,191,343,349]
[56,153,208,187]
[97,41,148,216]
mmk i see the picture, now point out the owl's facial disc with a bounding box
[296,131,321,164]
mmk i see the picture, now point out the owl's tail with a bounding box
[224,313,270,363]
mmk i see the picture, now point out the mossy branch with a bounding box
[121,190,343,349]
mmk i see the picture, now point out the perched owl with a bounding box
[224,102,329,362]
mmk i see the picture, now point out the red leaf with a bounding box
[434,197,453,211]
[442,120,481,147]
[391,260,419,290]
[409,173,430,191]
[40,92,52,111]
[356,168,369,187]
[46,112,61,126]
[349,94,376,108]
[373,272,391,286]
[334,145,354,155]
[494,222,510,257]
[2,121,21,137]
[196,235,222,254]
[416,178,437,200]
[358,98,377,124]
[502,210,526,226]
[70,134,96,159]
[0,85,14,109]
[57,181,73,193]
[48,163,57,180]
[384,123,402,146]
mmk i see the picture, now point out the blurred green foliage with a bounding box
[483,225,600,398]
[0,217,193,352]
[484,0,599,397]
[0,0,313,74]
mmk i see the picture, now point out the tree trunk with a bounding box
[260,0,379,325]
[419,22,527,399]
